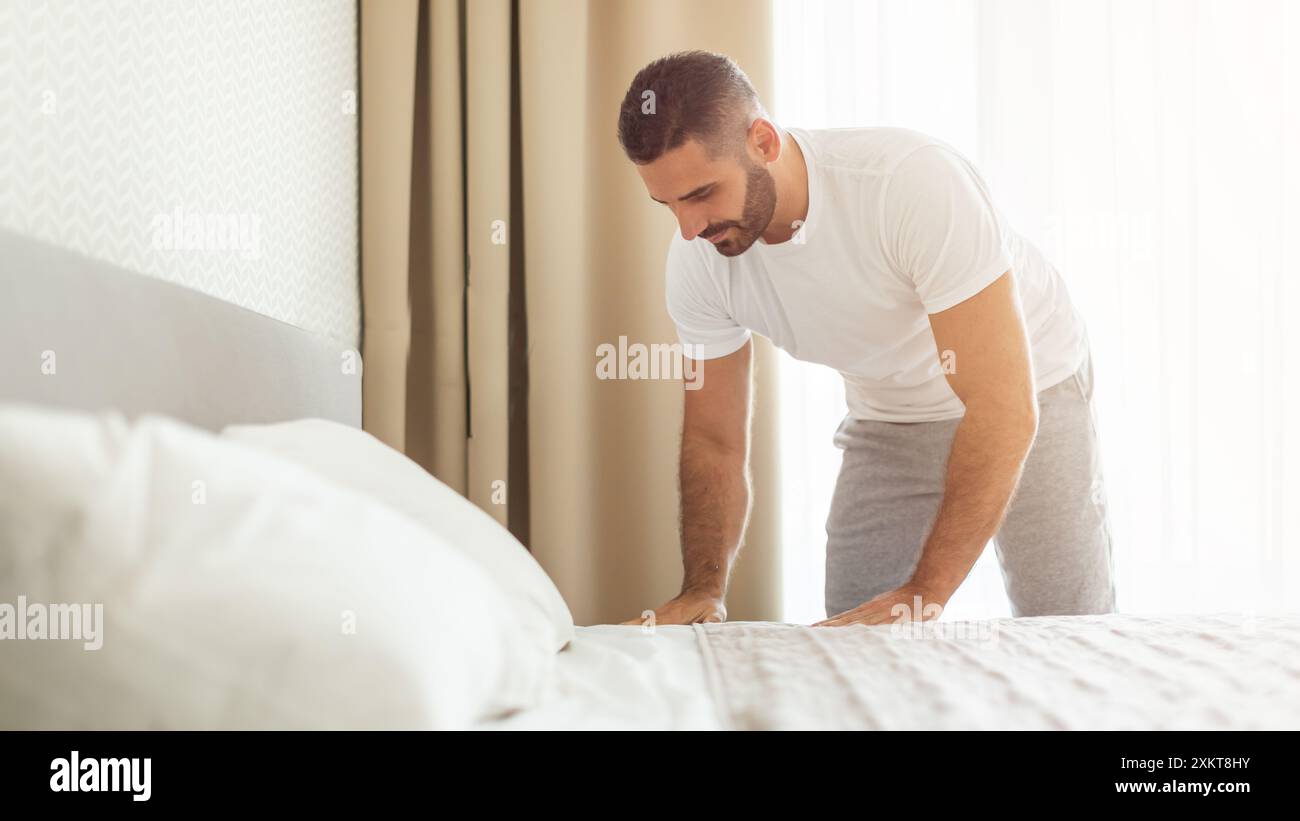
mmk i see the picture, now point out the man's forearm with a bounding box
[678,435,751,598]
[909,404,1037,601]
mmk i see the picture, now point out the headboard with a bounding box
[0,229,361,431]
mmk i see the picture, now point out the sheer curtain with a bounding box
[774,0,1299,622]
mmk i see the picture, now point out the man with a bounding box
[617,51,1115,627]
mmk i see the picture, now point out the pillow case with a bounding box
[220,418,575,654]
[0,402,551,729]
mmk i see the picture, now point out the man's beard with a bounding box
[700,159,777,257]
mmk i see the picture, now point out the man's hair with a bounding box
[617,50,766,165]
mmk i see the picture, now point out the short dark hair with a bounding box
[617,50,765,165]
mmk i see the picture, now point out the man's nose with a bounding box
[678,210,708,242]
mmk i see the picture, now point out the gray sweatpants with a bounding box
[824,350,1117,619]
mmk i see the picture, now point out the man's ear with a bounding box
[747,118,782,165]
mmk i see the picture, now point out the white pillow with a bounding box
[0,402,552,729]
[220,418,575,654]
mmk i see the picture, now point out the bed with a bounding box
[487,612,1300,730]
[3,229,1298,732]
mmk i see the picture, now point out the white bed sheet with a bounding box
[482,625,722,730]
[483,611,1300,731]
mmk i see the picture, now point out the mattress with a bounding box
[483,611,1300,730]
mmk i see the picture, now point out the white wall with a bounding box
[0,0,359,345]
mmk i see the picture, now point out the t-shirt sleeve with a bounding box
[664,232,751,360]
[881,144,1014,314]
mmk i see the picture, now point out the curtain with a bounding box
[774,0,1299,620]
[360,0,783,625]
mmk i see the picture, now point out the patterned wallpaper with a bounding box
[0,0,359,346]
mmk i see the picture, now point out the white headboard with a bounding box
[0,230,362,429]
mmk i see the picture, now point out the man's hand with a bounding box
[811,582,947,627]
[620,589,727,626]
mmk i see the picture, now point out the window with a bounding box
[774,0,1298,621]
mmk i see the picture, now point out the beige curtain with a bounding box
[361,0,781,625]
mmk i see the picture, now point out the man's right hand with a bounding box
[619,589,727,626]
[621,341,750,630]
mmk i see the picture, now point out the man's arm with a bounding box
[816,270,1037,626]
[909,269,1038,600]
[680,339,753,598]
[621,339,753,625]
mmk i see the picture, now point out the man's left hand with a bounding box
[811,582,948,627]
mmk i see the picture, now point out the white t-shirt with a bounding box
[664,126,1088,422]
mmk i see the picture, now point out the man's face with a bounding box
[636,137,777,257]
